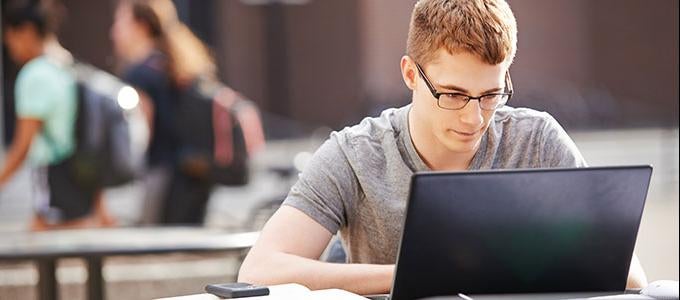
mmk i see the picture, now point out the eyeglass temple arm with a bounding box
[415,63,439,97]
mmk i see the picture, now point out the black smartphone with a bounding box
[204,282,270,299]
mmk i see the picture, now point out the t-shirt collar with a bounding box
[399,104,488,172]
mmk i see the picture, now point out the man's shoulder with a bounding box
[494,106,553,122]
[18,56,72,84]
[123,53,170,86]
[16,56,76,104]
[336,105,408,145]
[493,106,557,132]
[486,106,567,150]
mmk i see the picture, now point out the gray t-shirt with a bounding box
[283,105,586,264]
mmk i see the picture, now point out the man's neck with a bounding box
[407,109,477,171]
[22,43,46,65]
[44,38,72,64]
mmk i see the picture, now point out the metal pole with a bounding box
[1,4,5,157]
[37,259,58,300]
[86,257,105,300]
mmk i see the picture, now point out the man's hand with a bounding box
[627,253,648,289]
[238,205,395,295]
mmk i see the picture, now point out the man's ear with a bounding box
[400,55,417,91]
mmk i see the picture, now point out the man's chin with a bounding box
[440,138,481,154]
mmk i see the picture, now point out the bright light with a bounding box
[117,86,139,110]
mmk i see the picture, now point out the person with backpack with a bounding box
[111,0,261,225]
[0,0,115,229]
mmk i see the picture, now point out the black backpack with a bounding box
[175,78,265,185]
[46,62,143,220]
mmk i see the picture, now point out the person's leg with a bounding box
[30,167,60,231]
[31,167,51,229]
[139,165,172,225]
[93,191,116,227]
[31,214,98,230]
[32,170,114,230]
[162,169,212,224]
[30,215,50,231]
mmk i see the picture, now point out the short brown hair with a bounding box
[406,0,517,66]
[3,0,65,37]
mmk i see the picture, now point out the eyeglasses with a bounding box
[415,63,513,111]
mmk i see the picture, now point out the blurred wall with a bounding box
[509,0,679,130]
[509,0,596,127]
[59,0,116,72]
[357,0,414,115]
[3,0,679,142]
[589,0,679,128]
[215,1,363,132]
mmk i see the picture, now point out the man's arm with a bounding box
[627,253,648,289]
[0,118,42,186]
[238,205,395,295]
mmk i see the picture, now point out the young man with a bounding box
[238,0,647,294]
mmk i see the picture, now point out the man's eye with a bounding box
[442,94,467,100]
[482,94,501,101]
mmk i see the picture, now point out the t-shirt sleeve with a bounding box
[540,113,588,168]
[16,68,61,119]
[282,132,360,234]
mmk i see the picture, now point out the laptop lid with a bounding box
[390,166,653,300]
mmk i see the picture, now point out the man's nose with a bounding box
[458,100,484,128]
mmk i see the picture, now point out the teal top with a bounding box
[15,55,77,166]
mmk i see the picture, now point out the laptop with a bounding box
[387,165,653,300]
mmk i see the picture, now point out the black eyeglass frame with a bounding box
[415,62,514,111]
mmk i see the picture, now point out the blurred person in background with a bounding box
[110,0,217,224]
[0,0,115,229]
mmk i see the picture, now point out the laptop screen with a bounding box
[390,166,652,300]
